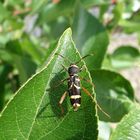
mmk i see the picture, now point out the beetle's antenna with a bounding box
[55,53,72,64]
[75,54,94,65]
[96,103,110,118]
[82,86,110,118]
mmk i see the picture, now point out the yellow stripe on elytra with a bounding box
[70,95,81,99]
[75,78,80,82]
[74,84,80,89]
[73,103,80,107]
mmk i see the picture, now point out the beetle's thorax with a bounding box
[68,64,79,76]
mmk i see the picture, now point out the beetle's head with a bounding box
[68,64,79,75]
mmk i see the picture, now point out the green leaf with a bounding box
[38,0,75,23]
[0,64,13,110]
[0,28,98,139]
[99,3,110,21]
[42,17,70,40]
[37,0,108,23]
[0,2,10,22]
[38,41,57,71]
[129,10,140,23]
[4,0,24,6]
[111,104,140,140]
[19,35,44,65]
[3,18,23,31]
[6,40,37,83]
[102,54,114,70]
[31,0,48,13]
[107,2,123,30]
[0,49,13,63]
[12,55,37,83]
[80,0,110,8]
[119,20,140,33]
[36,0,112,24]
[90,69,134,122]
[72,6,109,69]
[110,46,140,69]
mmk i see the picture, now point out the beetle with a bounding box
[53,53,109,117]
[55,53,95,112]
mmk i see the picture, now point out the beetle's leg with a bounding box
[60,64,67,72]
[68,82,74,90]
[59,91,67,115]
[82,87,110,118]
[46,77,69,91]
[54,77,69,88]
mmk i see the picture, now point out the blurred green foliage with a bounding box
[0,0,140,139]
